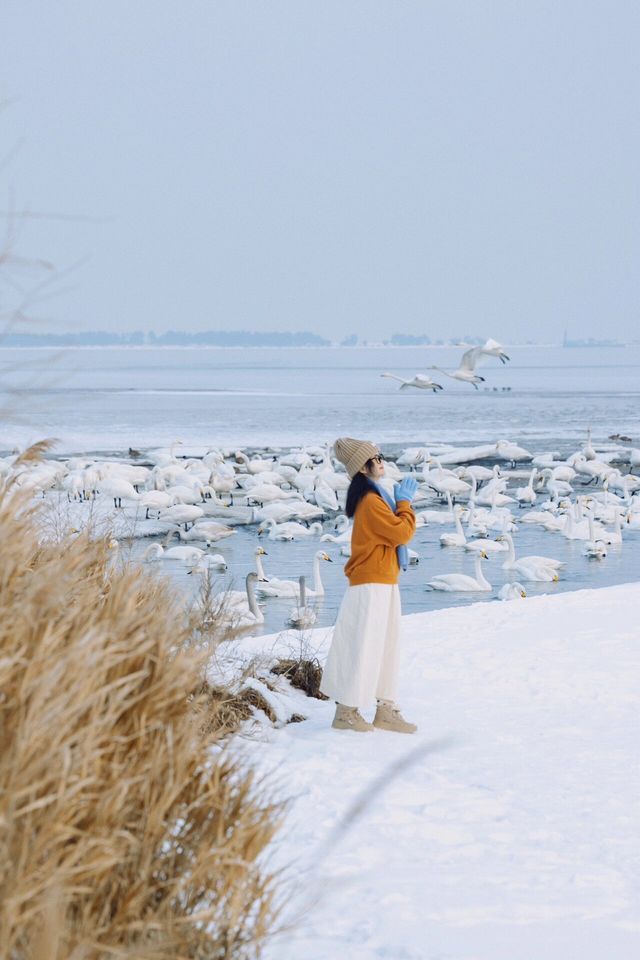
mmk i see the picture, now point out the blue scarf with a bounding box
[374,482,409,572]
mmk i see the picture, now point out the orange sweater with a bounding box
[344,491,416,586]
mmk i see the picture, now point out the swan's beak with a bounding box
[257,528,263,536]
[322,553,333,562]
[520,590,527,598]
[480,550,488,559]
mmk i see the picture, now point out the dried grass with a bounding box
[270,658,328,701]
[0,480,283,960]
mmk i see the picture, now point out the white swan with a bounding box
[253,546,270,581]
[144,543,205,563]
[426,551,492,592]
[497,533,564,573]
[515,468,538,506]
[423,460,472,499]
[218,573,265,630]
[439,506,467,547]
[256,550,333,598]
[188,553,227,572]
[287,576,318,629]
[234,451,276,474]
[430,340,502,390]
[170,520,235,543]
[498,581,527,600]
[495,440,533,466]
[320,514,352,543]
[258,518,323,541]
[464,533,507,554]
[495,534,560,581]
[158,504,204,530]
[380,372,443,392]
[582,511,607,559]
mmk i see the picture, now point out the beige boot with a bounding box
[332,703,374,732]
[373,700,417,734]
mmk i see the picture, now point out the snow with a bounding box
[223,582,640,959]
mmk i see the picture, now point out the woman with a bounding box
[320,437,418,733]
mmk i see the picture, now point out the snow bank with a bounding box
[229,582,640,960]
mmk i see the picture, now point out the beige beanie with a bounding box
[333,437,379,479]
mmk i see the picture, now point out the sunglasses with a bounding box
[371,454,384,464]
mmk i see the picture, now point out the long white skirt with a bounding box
[320,583,401,709]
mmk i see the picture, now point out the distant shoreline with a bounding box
[0,341,632,350]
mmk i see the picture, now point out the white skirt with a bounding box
[320,583,401,709]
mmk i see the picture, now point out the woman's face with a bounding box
[363,452,385,481]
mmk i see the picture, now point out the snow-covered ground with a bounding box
[225,582,640,959]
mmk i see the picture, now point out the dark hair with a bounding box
[345,466,381,518]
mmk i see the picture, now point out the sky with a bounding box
[2,1,639,342]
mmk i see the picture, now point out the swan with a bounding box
[252,501,324,524]
[217,573,265,630]
[571,453,611,485]
[253,545,270,581]
[287,576,318,629]
[188,553,227,572]
[497,533,564,573]
[143,543,205,563]
[426,551,492,592]
[158,504,204,530]
[380,372,443,392]
[312,477,340,512]
[515,468,538,507]
[498,581,527,600]
[423,460,472,499]
[258,518,323,540]
[320,514,352,543]
[439,506,467,547]
[256,550,333,598]
[582,511,607,559]
[170,520,235,543]
[464,535,507,554]
[429,346,485,388]
[99,477,140,509]
[495,440,533,466]
[583,426,597,461]
[245,483,303,506]
[234,451,276,474]
[138,489,177,518]
[599,508,623,546]
[478,338,510,363]
[396,446,431,467]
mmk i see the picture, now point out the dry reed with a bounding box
[0,478,283,959]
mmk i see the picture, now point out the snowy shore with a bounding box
[227,581,640,960]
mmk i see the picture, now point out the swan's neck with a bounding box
[255,554,266,579]
[474,554,490,589]
[454,512,466,540]
[246,577,262,621]
[505,534,515,562]
[312,555,324,593]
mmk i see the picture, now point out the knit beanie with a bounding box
[333,437,379,479]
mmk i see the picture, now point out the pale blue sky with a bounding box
[2,1,639,341]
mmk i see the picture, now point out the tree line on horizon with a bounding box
[1,330,489,347]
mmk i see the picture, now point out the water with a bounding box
[1,343,639,636]
[1,343,639,451]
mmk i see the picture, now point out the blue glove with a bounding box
[394,476,418,504]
